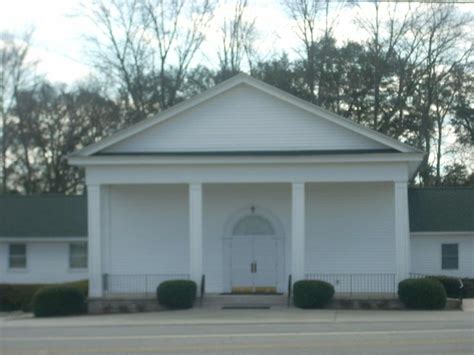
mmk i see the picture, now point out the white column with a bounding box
[394,181,410,284]
[189,183,203,290]
[291,182,305,282]
[87,184,103,298]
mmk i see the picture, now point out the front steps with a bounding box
[201,293,288,309]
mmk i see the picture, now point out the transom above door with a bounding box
[224,209,285,294]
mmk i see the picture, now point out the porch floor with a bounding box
[101,292,397,300]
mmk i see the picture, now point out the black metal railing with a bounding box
[287,274,292,308]
[408,272,427,279]
[200,274,205,307]
[103,273,190,296]
[305,273,396,294]
[409,273,464,304]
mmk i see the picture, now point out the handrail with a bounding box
[287,274,292,308]
[200,274,205,307]
[103,273,109,292]
[305,273,396,294]
[102,273,190,295]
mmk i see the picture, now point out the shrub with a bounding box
[0,284,44,312]
[156,280,197,309]
[427,276,462,298]
[33,286,86,317]
[0,280,88,312]
[0,285,15,311]
[462,278,474,298]
[63,280,89,297]
[293,280,335,309]
[398,278,446,310]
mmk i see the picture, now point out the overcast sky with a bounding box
[0,1,421,83]
[1,0,472,168]
[0,1,472,84]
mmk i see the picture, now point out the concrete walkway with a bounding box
[463,299,474,311]
[1,307,472,329]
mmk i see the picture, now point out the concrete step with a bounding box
[201,293,289,308]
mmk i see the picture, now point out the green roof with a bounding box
[0,188,472,237]
[0,195,87,237]
[409,188,474,232]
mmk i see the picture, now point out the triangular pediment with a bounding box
[71,74,420,157]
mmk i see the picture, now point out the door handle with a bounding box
[254,262,257,273]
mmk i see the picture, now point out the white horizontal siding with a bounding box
[105,182,398,294]
[105,84,387,153]
[411,233,474,277]
[0,242,87,284]
[305,183,396,276]
[106,185,189,280]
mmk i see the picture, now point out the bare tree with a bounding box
[85,0,215,122]
[217,0,257,80]
[0,31,35,193]
[84,0,153,122]
[411,3,473,185]
[355,1,424,133]
[451,69,474,146]
[143,0,215,107]
[284,0,322,102]
[284,0,352,105]
[10,82,120,194]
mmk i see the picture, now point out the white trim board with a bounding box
[410,232,474,237]
[70,152,424,166]
[0,237,87,243]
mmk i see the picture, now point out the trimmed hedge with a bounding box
[426,276,462,298]
[63,280,89,297]
[0,284,44,312]
[33,286,86,317]
[0,280,88,312]
[420,276,474,299]
[156,280,197,309]
[398,278,446,310]
[462,278,474,298]
[293,280,335,309]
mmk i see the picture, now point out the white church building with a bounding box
[1,74,473,298]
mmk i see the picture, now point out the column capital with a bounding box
[291,182,305,189]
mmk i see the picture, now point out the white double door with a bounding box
[230,236,278,293]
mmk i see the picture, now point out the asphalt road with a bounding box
[1,310,473,355]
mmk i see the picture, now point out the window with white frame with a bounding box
[441,244,459,270]
[9,244,27,269]
[69,243,87,269]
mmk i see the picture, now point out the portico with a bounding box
[81,160,414,298]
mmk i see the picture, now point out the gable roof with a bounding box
[70,73,421,158]
[409,188,474,232]
[0,195,87,237]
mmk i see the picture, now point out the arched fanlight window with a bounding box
[232,215,275,236]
